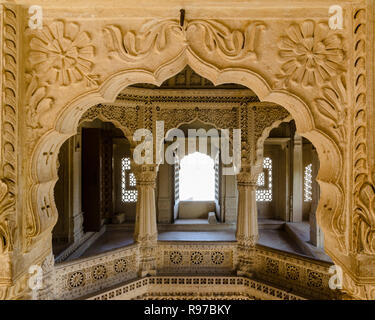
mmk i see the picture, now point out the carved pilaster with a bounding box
[0,1,18,298]
[338,5,375,300]
[351,7,375,255]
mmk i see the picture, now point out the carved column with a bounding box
[236,168,260,276]
[133,164,158,277]
[291,133,303,222]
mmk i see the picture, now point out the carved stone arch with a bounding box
[26,40,343,270]
[254,114,294,168]
[78,107,136,147]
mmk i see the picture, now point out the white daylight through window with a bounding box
[179,152,215,201]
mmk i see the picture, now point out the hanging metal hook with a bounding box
[180,9,185,27]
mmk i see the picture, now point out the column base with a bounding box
[139,269,157,278]
[237,270,254,278]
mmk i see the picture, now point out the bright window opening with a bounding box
[179,152,215,201]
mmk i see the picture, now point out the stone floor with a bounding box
[63,220,330,262]
[174,219,209,224]
[258,229,304,255]
[80,229,135,258]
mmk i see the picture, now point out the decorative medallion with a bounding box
[114,259,127,273]
[286,264,299,281]
[169,251,183,265]
[307,270,323,288]
[211,252,225,265]
[190,252,204,265]
[68,271,85,288]
[265,258,279,274]
[92,265,107,280]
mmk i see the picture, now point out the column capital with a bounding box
[236,163,262,186]
[132,164,158,186]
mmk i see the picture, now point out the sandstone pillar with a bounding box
[292,134,303,222]
[236,169,259,276]
[133,164,158,277]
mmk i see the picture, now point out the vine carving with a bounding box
[104,19,265,62]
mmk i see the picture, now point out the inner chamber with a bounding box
[52,66,329,264]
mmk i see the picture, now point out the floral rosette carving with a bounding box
[276,20,345,88]
[28,20,98,87]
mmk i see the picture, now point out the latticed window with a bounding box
[121,157,137,202]
[129,173,136,187]
[257,172,265,187]
[304,163,313,202]
[174,154,180,202]
[256,157,272,202]
[214,156,220,201]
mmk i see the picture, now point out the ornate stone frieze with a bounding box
[157,243,235,275]
[54,244,139,300]
[50,236,339,300]
[159,107,238,133]
[104,19,265,62]
[58,243,337,300]
[253,106,290,151]
[79,93,280,161]
[80,103,139,138]
[88,276,304,300]
[116,92,259,104]
[254,246,341,300]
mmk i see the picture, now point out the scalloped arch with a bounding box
[28,49,342,252]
